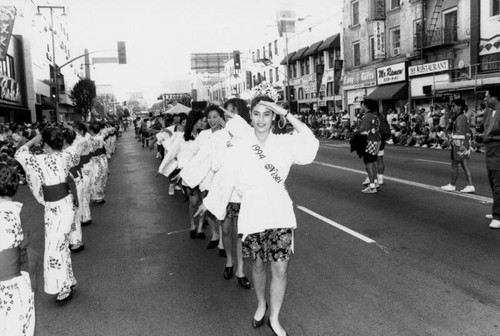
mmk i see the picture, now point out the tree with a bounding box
[69,78,96,121]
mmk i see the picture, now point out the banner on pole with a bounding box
[374,20,385,60]
[0,6,16,61]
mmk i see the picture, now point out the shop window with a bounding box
[263,46,266,59]
[326,82,333,97]
[268,43,272,58]
[319,53,324,65]
[274,40,278,55]
[269,69,273,83]
[390,27,401,56]
[298,88,304,100]
[328,49,334,68]
[305,58,310,74]
[493,0,500,16]
[275,67,279,82]
[353,41,360,66]
[352,0,359,26]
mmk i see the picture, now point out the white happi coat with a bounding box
[158,132,199,180]
[204,115,319,239]
[179,129,217,191]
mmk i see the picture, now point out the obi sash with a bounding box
[80,153,92,165]
[0,246,21,282]
[42,179,79,207]
[92,147,106,157]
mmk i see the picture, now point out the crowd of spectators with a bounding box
[300,103,486,153]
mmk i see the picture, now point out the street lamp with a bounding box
[36,6,66,120]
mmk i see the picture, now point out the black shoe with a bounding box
[207,239,219,249]
[268,320,288,336]
[218,249,227,258]
[81,220,92,226]
[197,232,206,240]
[190,229,197,239]
[237,276,251,289]
[223,266,233,280]
[94,199,105,204]
[70,245,85,253]
[252,303,268,328]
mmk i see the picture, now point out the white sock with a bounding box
[369,183,376,189]
[378,174,384,182]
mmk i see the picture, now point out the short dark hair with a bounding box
[451,98,466,110]
[41,127,64,150]
[250,96,274,111]
[361,99,378,112]
[224,98,251,124]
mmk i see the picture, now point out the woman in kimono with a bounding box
[62,128,85,252]
[180,105,225,250]
[198,95,319,336]
[89,123,108,204]
[15,128,79,302]
[74,122,93,226]
[159,110,205,237]
[0,162,35,336]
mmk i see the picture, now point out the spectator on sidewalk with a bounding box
[359,99,381,194]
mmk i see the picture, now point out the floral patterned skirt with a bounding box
[242,228,293,263]
[226,202,240,219]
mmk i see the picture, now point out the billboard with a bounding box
[190,53,231,74]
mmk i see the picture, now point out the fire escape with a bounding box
[414,0,457,52]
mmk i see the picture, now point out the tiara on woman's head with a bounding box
[250,81,280,103]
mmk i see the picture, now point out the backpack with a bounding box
[378,111,391,141]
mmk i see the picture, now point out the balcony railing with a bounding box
[413,27,458,50]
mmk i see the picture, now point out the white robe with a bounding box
[203,115,319,239]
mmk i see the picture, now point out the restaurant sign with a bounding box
[0,76,21,104]
[0,7,16,61]
[376,62,406,84]
[342,68,377,89]
[408,60,449,77]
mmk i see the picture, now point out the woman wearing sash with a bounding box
[15,128,79,302]
[62,128,85,253]
[89,123,108,204]
[0,162,35,336]
[198,94,319,336]
[159,110,205,237]
[74,122,93,225]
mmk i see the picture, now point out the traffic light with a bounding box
[117,41,127,64]
[51,86,56,99]
[233,50,241,70]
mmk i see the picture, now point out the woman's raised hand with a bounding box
[217,116,226,128]
[257,101,287,116]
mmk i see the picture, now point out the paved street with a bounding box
[21,130,500,336]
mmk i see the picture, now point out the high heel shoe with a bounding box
[218,248,227,258]
[190,229,196,239]
[236,276,251,289]
[223,266,233,280]
[252,303,268,328]
[268,320,288,336]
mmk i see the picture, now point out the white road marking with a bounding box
[167,228,191,235]
[415,159,449,165]
[297,205,376,244]
[313,161,492,204]
[319,145,340,149]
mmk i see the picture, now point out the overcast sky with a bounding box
[65,0,340,103]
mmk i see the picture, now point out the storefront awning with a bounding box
[366,82,408,100]
[303,41,323,57]
[318,33,340,51]
[289,47,309,62]
[280,51,296,65]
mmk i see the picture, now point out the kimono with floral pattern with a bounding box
[0,201,35,336]
[89,132,108,202]
[79,133,93,223]
[15,146,79,295]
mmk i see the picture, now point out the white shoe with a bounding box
[485,214,493,220]
[362,177,370,186]
[361,186,377,194]
[378,177,384,185]
[174,185,182,191]
[489,219,500,229]
[421,144,428,148]
[441,184,456,192]
[168,184,175,196]
[460,185,475,193]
